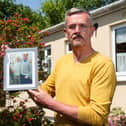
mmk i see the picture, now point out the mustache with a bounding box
[71,34,83,40]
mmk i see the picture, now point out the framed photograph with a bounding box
[3,47,38,91]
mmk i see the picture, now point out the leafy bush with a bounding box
[0,13,48,106]
[0,12,52,126]
[108,107,126,126]
[0,12,48,83]
[0,95,54,126]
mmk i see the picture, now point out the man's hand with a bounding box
[0,44,10,57]
[29,86,78,122]
[28,86,53,108]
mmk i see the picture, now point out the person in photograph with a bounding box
[13,56,21,84]
[10,56,21,84]
[20,53,32,84]
[9,57,15,84]
[29,58,32,80]
[29,7,116,126]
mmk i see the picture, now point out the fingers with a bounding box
[28,89,38,96]
[1,44,10,51]
[27,90,35,99]
[28,87,45,102]
[28,87,42,98]
[28,90,39,103]
[1,44,10,57]
[38,86,42,92]
[33,96,38,101]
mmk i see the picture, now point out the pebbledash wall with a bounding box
[40,0,126,117]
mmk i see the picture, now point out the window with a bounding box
[66,41,72,54]
[43,46,52,74]
[112,24,126,81]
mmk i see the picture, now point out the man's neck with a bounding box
[72,47,95,63]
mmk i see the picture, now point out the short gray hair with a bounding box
[65,7,93,26]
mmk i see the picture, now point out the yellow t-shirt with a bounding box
[41,52,116,126]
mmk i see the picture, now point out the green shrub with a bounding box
[108,107,126,126]
[0,95,54,126]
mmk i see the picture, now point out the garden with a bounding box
[0,13,53,126]
[0,12,126,126]
[0,93,54,126]
[108,107,126,126]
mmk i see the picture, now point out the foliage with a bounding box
[0,12,49,106]
[108,107,126,126]
[0,11,53,126]
[41,0,65,26]
[0,0,118,28]
[0,84,5,106]
[0,0,47,29]
[0,96,54,126]
[0,0,15,18]
[41,0,118,27]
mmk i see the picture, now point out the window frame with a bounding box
[65,41,72,54]
[112,23,126,81]
[43,45,52,73]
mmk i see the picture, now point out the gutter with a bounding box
[40,0,126,35]
[39,22,64,35]
[91,0,126,18]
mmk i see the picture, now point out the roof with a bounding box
[40,0,126,35]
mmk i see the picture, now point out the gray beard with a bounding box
[71,41,85,47]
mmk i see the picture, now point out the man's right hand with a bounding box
[0,44,10,57]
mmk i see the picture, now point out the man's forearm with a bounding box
[48,98,78,120]
[28,88,78,121]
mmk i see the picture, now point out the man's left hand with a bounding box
[28,86,53,108]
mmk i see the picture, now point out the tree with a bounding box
[41,0,118,27]
[0,12,53,125]
[0,0,47,29]
[0,1,53,124]
[41,0,65,26]
[0,12,48,105]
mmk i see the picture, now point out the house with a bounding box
[41,0,126,113]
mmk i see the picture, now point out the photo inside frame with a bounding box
[3,48,38,91]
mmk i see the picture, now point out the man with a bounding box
[29,8,116,126]
[20,53,32,84]
[10,56,21,84]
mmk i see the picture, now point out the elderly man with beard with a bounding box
[29,8,116,126]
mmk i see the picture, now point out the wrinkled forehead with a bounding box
[65,7,90,17]
[65,12,91,25]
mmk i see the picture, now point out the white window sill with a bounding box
[117,72,126,81]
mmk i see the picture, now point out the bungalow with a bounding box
[41,0,126,113]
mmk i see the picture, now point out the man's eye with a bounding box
[68,25,76,29]
[80,24,87,29]
[67,24,88,30]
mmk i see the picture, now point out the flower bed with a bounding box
[0,94,54,126]
[108,107,126,126]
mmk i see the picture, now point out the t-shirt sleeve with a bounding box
[40,57,62,97]
[40,69,56,97]
[78,60,116,125]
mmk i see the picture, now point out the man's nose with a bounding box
[75,25,81,33]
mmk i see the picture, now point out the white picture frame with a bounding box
[3,47,38,91]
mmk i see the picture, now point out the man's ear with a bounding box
[93,23,99,30]
[92,23,99,36]
[90,26,96,36]
[64,28,68,38]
